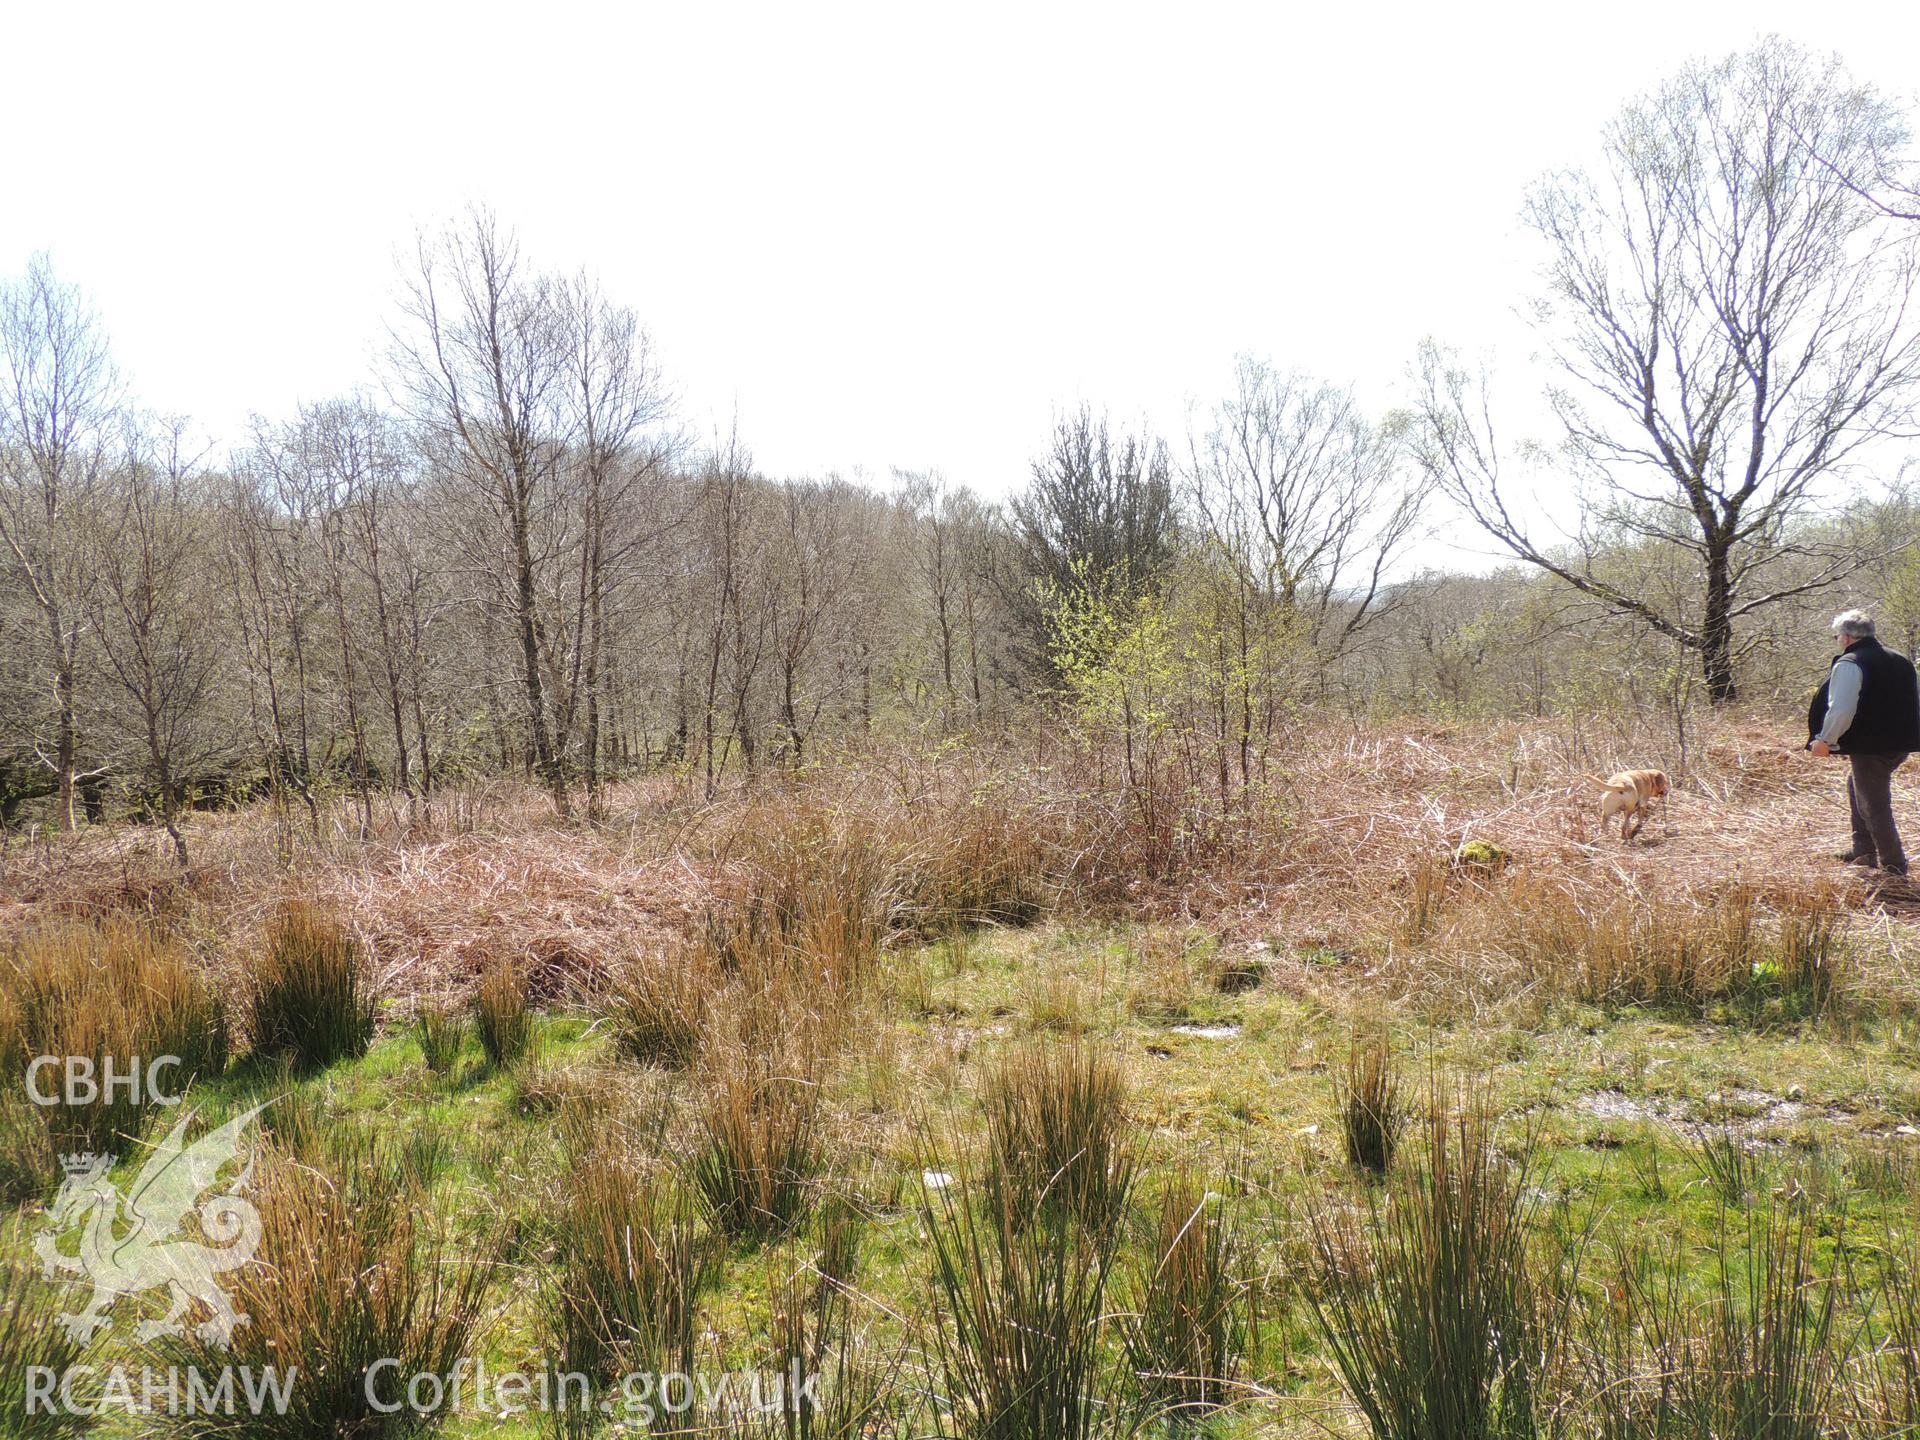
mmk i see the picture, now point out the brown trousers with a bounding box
[1848,751,1910,875]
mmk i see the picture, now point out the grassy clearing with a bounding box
[3,726,1920,1437]
[6,910,1916,1438]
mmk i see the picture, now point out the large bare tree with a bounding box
[1412,40,1920,702]
[87,420,222,865]
[555,273,677,816]
[390,210,577,813]
[0,256,120,827]
[1187,357,1427,781]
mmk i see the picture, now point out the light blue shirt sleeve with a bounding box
[1818,657,1863,744]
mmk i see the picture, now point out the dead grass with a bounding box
[0,711,1912,1024]
[4,711,1917,1438]
[1391,872,1854,1019]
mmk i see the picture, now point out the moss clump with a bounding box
[1453,839,1512,873]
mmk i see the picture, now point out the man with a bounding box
[1808,609,1920,878]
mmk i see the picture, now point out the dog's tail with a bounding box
[1580,774,1627,792]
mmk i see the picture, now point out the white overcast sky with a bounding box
[4,2,1916,504]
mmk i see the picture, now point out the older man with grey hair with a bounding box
[1808,609,1920,878]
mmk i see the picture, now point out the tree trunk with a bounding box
[53,658,77,831]
[511,482,569,817]
[1701,546,1738,704]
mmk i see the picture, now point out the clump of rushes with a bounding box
[0,1091,59,1204]
[1580,1201,1846,1440]
[474,959,535,1068]
[546,1147,713,1386]
[413,1000,466,1074]
[1025,970,1087,1034]
[1683,1110,1764,1207]
[747,804,888,991]
[1337,1033,1406,1177]
[686,1034,826,1240]
[738,1211,913,1438]
[1126,929,1195,1022]
[247,900,373,1072]
[1119,1171,1253,1424]
[1685,1202,1846,1440]
[896,786,1050,934]
[1868,1221,1920,1433]
[1303,1076,1567,1440]
[1,1258,90,1439]
[1501,881,1851,1016]
[1759,891,1844,1019]
[980,1042,1135,1236]
[153,1129,497,1440]
[1401,857,1452,943]
[607,950,714,1069]
[2,916,229,1154]
[921,1154,1130,1440]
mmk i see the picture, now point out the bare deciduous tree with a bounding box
[87,420,221,865]
[1412,40,1920,702]
[1191,357,1426,659]
[765,477,863,764]
[901,471,975,731]
[0,256,120,828]
[391,209,577,814]
[224,463,315,831]
[1186,357,1427,782]
[556,273,677,817]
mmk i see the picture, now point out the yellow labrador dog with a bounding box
[1583,769,1668,842]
